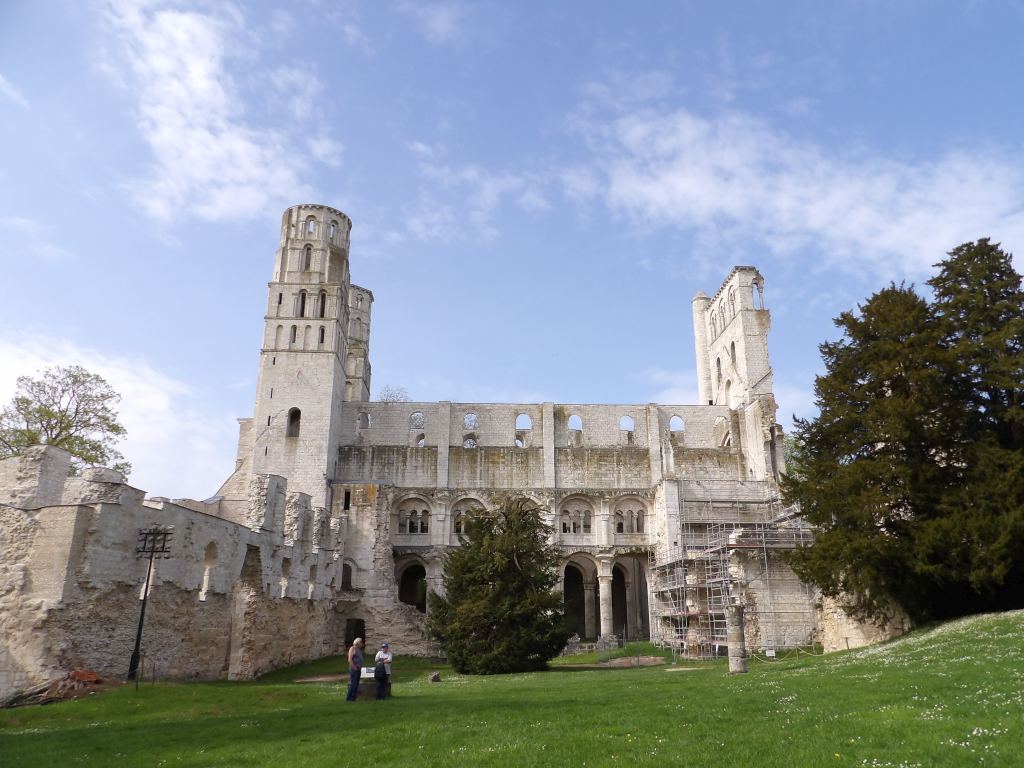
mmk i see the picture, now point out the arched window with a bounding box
[515,413,532,430]
[199,541,217,601]
[568,414,583,432]
[716,357,722,384]
[463,412,478,430]
[614,511,625,534]
[419,509,429,534]
[305,217,316,235]
[710,315,717,337]
[410,411,426,429]
[318,292,326,318]
[730,341,736,364]
[463,436,477,449]
[318,326,325,345]
[724,380,732,408]
[752,280,764,309]
[454,513,464,535]
[286,408,301,437]
[514,437,525,448]
[728,288,737,318]
[302,245,312,271]
[289,325,297,345]
[669,415,684,432]
[415,433,426,448]
[619,415,634,432]
[329,220,337,240]
[298,291,307,317]
[358,412,370,429]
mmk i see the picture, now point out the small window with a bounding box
[463,436,477,449]
[515,413,532,430]
[306,217,316,235]
[343,490,351,510]
[463,412,479,430]
[302,245,312,271]
[728,288,737,318]
[358,412,370,429]
[716,357,722,383]
[568,414,583,431]
[410,411,426,429]
[299,291,307,317]
[277,292,282,305]
[669,415,684,432]
[730,341,736,364]
[286,408,301,437]
[319,292,326,318]
[619,415,634,432]
[341,563,353,590]
[329,221,338,240]
[415,434,426,448]
[514,437,524,448]
[318,326,325,345]
[710,315,717,338]
[290,326,297,344]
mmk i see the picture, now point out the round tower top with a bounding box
[280,204,352,248]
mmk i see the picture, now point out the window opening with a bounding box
[299,291,307,317]
[568,414,583,431]
[358,412,370,429]
[302,245,312,271]
[318,292,326,318]
[410,411,426,429]
[463,412,478,430]
[343,490,351,510]
[619,415,634,432]
[286,408,301,437]
[515,413,532,430]
[669,415,684,432]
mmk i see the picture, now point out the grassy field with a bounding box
[1,611,1021,767]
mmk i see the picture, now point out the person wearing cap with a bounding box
[373,642,393,699]
[345,638,364,701]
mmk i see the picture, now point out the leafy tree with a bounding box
[427,496,572,674]
[784,241,1024,624]
[0,365,131,476]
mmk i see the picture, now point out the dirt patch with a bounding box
[559,655,667,669]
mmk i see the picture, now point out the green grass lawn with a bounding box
[1,611,1021,767]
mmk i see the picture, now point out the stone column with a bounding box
[623,579,633,641]
[598,574,614,640]
[726,604,748,674]
[584,582,596,640]
[542,402,555,487]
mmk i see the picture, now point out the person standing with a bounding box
[346,637,364,701]
[374,642,393,700]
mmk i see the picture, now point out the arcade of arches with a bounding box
[562,555,649,641]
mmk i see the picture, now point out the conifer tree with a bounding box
[784,241,1024,624]
[426,496,571,674]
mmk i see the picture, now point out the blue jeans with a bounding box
[346,668,360,701]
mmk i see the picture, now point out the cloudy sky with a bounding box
[2,1,1022,499]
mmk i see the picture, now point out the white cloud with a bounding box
[0,217,74,262]
[102,0,318,222]
[0,334,238,500]
[0,73,28,109]
[401,2,465,46]
[269,65,323,121]
[307,135,343,167]
[574,107,1024,278]
[645,368,699,405]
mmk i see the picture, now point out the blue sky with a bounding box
[2,1,1023,499]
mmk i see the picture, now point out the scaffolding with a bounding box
[649,496,817,659]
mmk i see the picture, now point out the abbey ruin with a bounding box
[0,204,888,701]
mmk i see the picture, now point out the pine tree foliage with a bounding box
[0,365,130,476]
[426,496,572,674]
[784,241,1024,624]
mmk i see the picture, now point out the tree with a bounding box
[0,365,131,476]
[377,385,411,402]
[427,496,572,674]
[784,241,1024,624]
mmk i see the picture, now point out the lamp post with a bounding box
[128,525,174,681]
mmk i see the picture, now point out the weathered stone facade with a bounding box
[0,203,893,701]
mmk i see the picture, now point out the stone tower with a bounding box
[249,204,355,506]
[692,266,782,480]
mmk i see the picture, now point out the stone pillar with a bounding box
[726,604,748,674]
[583,582,596,640]
[542,402,555,487]
[598,574,614,640]
[622,579,633,641]
[436,401,451,489]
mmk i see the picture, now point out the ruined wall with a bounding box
[817,595,910,652]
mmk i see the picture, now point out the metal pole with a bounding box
[128,546,156,680]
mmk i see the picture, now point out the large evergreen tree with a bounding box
[784,241,1024,624]
[426,496,571,674]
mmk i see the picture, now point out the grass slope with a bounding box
[1,612,1021,767]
